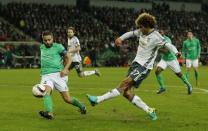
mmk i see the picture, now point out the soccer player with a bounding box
[155,29,192,94]
[182,31,201,86]
[66,27,101,77]
[87,13,179,121]
[38,31,86,119]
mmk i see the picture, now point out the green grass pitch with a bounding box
[0,67,208,131]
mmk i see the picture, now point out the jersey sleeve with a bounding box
[155,33,169,48]
[120,29,141,41]
[58,44,67,56]
[74,37,80,47]
[156,35,178,54]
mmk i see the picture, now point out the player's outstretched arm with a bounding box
[164,42,178,55]
[118,30,140,44]
[61,52,72,77]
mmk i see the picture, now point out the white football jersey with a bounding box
[67,36,82,62]
[120,29,169,69]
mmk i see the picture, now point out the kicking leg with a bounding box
[87,76,133,106]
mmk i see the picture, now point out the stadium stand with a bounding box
[0,1,208,67]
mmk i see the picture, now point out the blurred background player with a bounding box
[182,31,201,86]
[155,29,192,94]
[87,13,179,121]
[38,31,86,119]
[66,27,101,77]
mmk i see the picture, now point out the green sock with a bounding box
[156,74,165,89]
[194,70,198,81]
[43,94,53,112]
[71,97,84,110]
[181,74,191,87]
[185,71,190,80]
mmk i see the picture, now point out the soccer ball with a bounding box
[32,84,46,97]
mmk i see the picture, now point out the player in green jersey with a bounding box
[38,31,86,119]
[182,31,201,86]
[155,30,192,94]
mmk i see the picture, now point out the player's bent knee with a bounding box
[155,68,162,75]
[123,90,134,101]
[63,97,72,104]
[123,91,130,98]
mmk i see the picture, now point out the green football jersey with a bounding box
[161,35,177,61]
[40,43,66,75]
[182,37,201,60]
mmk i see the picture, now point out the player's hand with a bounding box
[60,69,69,77]
[115,38,123,46]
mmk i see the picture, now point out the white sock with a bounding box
[83,71,96,76]
[97,88,120,103]
[131,95,150,113]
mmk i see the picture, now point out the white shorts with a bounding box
[186,59,199,68]
[40,72,68,92]
[157,59,181,73]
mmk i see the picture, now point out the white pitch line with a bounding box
[195,88,208,93]
[151,84,208,93]
[0,83,208,94]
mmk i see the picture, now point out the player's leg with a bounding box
[123,62,156,120]
[87,62,150,106]
[54,73,86,114]
[87,77,131,106]
[68,62,75,71]
[168,60,192,94]
[74,62,101,77]
[185,59,192,80]
[39,78,54,119]
[60,91,86,114]
[86,62,144,105]
[155,60,167,94]
[176,72,192,94]
[123,88,157,120]
[193,59,199,86]
[86,62,143,106]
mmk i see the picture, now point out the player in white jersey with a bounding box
[66,27,101,77]
[87,13,178,121]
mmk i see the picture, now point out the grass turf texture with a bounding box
[0,67,208,131]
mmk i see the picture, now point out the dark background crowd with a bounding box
[0,1,208,68]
